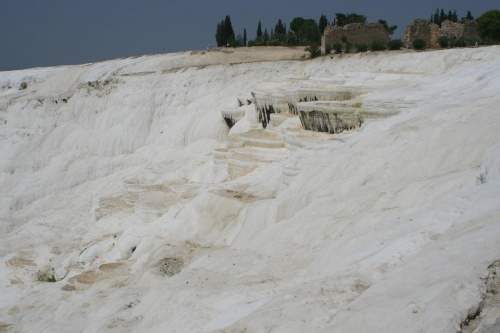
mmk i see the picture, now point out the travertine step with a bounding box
[239,129,285,149]
[268,113,297,128]
[134,191,172,222]
[227,147,287,179]
[213,147,228,164]
[227,133,243,148]
[286,87,366,114]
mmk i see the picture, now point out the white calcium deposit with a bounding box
[1,46,500,333]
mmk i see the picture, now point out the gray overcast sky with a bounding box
[0,0,497,71]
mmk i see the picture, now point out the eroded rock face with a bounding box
[461,261,500,333]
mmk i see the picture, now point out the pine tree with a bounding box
[466,11,474,20]
[378,19,397,35]
[257,21,262,38]
[434,8,440,25]
[440,9,445,25]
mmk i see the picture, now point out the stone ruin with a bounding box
[321,23,390,54]
[402,19,480,49]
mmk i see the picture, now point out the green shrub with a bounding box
[325,44,333,54]
[345,41,353,53]
[450,39,468,47]
[481,37,498,45]
[333,43,343,54]
[413,38,426,50]
[438,36,449,48]
[388,39,403,50]
[476,10,500,43]
[306,43,321,58]
[370,40,387,51]
[355,43,368,52]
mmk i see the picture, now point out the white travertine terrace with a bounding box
[221,108,246,128]
[1,46,500,333]
[297,101,400,134]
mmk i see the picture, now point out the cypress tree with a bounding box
[215,21,224,47]
[243,28,247,46]
[215,16,236,47]
[466,11,474,20]
[319,14,328,34]
[263,29,269,45]
[434,8,440,25]
[257,21,262,38]
[275,19,286,35]
[223,15,235,46]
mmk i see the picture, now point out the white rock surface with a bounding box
[0,46,500,332]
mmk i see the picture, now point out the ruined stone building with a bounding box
[321,23,389,54]
[402,19,480,48]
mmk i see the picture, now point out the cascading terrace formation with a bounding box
[217,76,403,180]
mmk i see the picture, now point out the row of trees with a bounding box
[429,8,474,27]
[246,17,323,47]
[216,13,397,48]
[215,9,500,52]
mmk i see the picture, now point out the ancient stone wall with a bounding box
[401,19,440,48]
[440,20,481,42]
[402,19,481,49]
[321,23,389,54]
